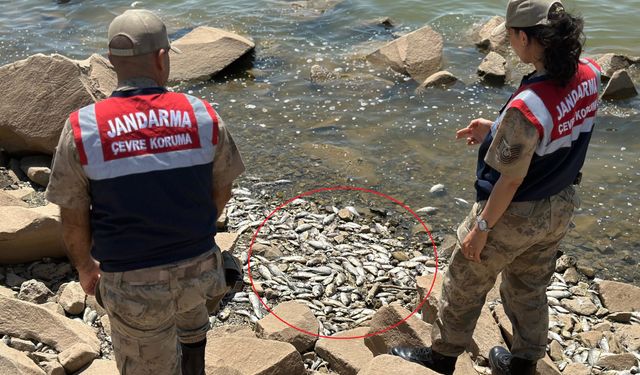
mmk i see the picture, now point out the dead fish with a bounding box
[257,265,273,280]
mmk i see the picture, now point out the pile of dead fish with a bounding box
[224,185,438,336]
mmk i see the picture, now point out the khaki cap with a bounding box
[494,0,565,34]
[108,9,180,56]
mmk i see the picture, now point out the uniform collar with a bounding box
[115,77,163,92]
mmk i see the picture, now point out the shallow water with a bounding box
[1,0,638,284]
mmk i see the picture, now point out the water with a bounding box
[1,0,638,284]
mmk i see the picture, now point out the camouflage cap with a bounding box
[108,9,181,56]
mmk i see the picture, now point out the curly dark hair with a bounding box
[514,8,585,87]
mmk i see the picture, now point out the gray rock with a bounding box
[471,16,508,53]
[602,69,638,100]
[417,71,458,91]
[8,338,36,352]
[0,54,115,154]
[58,282,86,315]
[20,155,52,187]
[367,25,443,82]
[169,27,255,82]
[310,65,339,83]
[59,343,98,373]
[478,52,506,85]
[595,53,636,79]
[17,280,54,304]
[4,273,26,288]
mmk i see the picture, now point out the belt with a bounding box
[103,251,218,284]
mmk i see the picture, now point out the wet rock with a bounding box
[17,279,54,304]
[0,204,66,263]
[562,297,598,316]
[0,342,45,375]
[310,65,339,83]
[0,191,28,207]
[477,52,506,85]
[58,282,86,315]
[595,53,636,79]
[597,280,640,312]
[59,343,98,373]
[471,16,508,53]
[417,71,458,90]
[367,25,443,82]
[20,155,52,187]
[169,26,255,82]
[555,254,576,273]
[576,262,596,278]
[77,359,118,375]
[602,69,638,100]
[596,353,638,371]
[315,327,373,375]
[252,243,283,260]
[0,295,101,354]
[0,54,115,154]
[255,301,319,353]
[364,303,432,356]
[357,354,439,375]
[563,267,580,284]
[205,336,305,375]
[562,363,590,375]
[8,338,36,352]
[416,272,443,324]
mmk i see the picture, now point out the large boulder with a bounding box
[595,53,636,79]
[367,25,443,82]
[0,203,65,263]
[0,295,100,355]
[204,336,305,375]
[0,342,45,375]
[469,305,505,361]
[364,303,432,356]
[471,16,508,53]
[0,54,115,155]
[602,69,638,100]
[0,190,27,207]
[78,359,118,375]
[596,280,640,312]
[169,26,255,82]
[357,354,439,375]
[255,301,320,352]
[315,327,374,375]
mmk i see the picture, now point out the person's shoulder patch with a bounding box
[496,135,523,164]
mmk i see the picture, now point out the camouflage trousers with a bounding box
[431,186,579,361]
[98,248,227,375]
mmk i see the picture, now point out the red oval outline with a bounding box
[247,186,438,340]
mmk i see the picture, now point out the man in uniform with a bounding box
[45,9,245,375]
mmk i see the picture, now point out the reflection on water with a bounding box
[0,0,638,284]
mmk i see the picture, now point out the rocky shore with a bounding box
[1,13,639,375]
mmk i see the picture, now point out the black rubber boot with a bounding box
[180,339,206,375]
[389,346,457,375]
[489,346,537,375]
